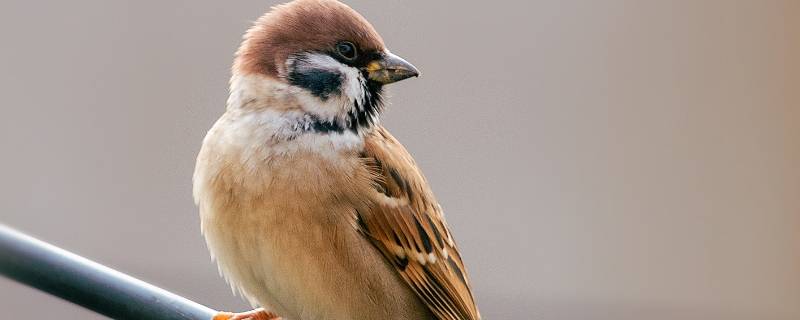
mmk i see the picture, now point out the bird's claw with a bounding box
[213,308,280,320]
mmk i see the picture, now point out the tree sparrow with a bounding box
[193,1,480,319]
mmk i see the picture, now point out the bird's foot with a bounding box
[213,308,280,320]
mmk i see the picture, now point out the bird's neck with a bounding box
[219,73,367,156]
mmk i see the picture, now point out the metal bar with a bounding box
[0,224,217,320]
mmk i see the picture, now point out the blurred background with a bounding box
[1,1,798,319]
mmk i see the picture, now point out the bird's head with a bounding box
[231,0,419,135]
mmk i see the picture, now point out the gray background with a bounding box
[1,1,798,319]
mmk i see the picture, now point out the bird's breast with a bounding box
[194,114,373,223]
[193,115,429,319]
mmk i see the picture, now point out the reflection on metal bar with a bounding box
[0,224,216,320]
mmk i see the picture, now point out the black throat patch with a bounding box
[344,80,383,133]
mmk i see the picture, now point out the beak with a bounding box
[364,52,420,84]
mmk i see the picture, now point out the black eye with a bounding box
[336,41,357,60]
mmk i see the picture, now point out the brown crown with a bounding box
[234,0,385,77]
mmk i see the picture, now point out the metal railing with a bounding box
[0,224,217,320]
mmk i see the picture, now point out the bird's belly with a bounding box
[197,158,431,320]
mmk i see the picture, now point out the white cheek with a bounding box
[220,61,369,164]
[285,53,366,123]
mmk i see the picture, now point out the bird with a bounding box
[193,0,480,319]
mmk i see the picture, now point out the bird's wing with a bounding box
[356,126,480,320]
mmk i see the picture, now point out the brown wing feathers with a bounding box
[357,127,480,320]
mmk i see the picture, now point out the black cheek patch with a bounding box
[287,67,343,100]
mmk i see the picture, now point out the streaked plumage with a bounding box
[359,127,479,320]
[194,1,480,319]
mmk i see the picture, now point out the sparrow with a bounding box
[193,1,480,319]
